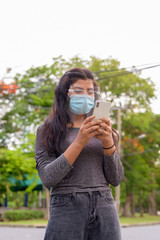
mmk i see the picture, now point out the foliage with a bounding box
[120,111,160,215]
[0,55,160,214]
[122,111,160,191]
[0,143,37,193]
[1,55,156,148]
[4,209,44,221]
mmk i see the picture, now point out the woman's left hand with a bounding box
[95,118,114,148]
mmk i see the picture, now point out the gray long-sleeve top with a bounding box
[35,127,124,195]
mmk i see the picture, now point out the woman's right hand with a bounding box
[64,116,101,166]
[74,116,101,148]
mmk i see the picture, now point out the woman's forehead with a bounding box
[71,79,94,88]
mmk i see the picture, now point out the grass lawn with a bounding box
[120,213,160,226]
[0,214,160,227]
[0,219,48,226]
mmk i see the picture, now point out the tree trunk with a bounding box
[131,192,135,217]
[38,191,42,208]
[148,192,157,215]
[138,190,144,217]
[46,188,50,220]
[121,194,132,217]
[148,171,157,215]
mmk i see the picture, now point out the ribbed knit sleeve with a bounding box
[34,127,73,189]
[103,150,124,187]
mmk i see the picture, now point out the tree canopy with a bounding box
[0,55,159,214]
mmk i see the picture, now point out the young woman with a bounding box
[35,68,124,240]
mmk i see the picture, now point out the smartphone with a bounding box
[92,100,111,120]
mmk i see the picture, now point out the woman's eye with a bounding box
[75,90,83,94]
[88,91,94,95]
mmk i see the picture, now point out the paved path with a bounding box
[0,226,45,240]
[0,225,160,240]
[121,224,160,240]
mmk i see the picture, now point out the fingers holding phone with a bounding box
[95,117,114,147]
[96,117,111,133]
[97,118,112,135]
[75,116,101,147]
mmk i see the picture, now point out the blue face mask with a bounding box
[69,95,95,115]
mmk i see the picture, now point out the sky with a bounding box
[0,0,160,113]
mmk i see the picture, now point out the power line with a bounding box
[94,63,160,74]
[1,62,160,86]
[15,63,160,84]
[1,62,160,98]
[96,64,160,81]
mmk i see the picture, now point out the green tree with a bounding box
[121,111,160,216]
[1,55,155,146]
[0,55,158,213]
[0,147,37,193]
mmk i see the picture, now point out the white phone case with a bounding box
[93,100,111,120]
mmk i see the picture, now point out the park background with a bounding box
[0,0,160,225]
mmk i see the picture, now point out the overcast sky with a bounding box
[0,0,160,113]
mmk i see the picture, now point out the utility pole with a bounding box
[115,108,121,213]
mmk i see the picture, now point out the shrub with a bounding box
[4,209,45,221]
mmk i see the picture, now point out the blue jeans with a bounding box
[44,191,121,240]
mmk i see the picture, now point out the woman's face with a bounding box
[67,79,95,115]
[68,79,95,98]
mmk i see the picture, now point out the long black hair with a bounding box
[40,68,98,156]
[40,67,119,156]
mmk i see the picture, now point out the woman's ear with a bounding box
[68,92,71,97]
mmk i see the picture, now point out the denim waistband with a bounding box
[51,190,111,198]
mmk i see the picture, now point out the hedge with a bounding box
[4,209,45,221]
